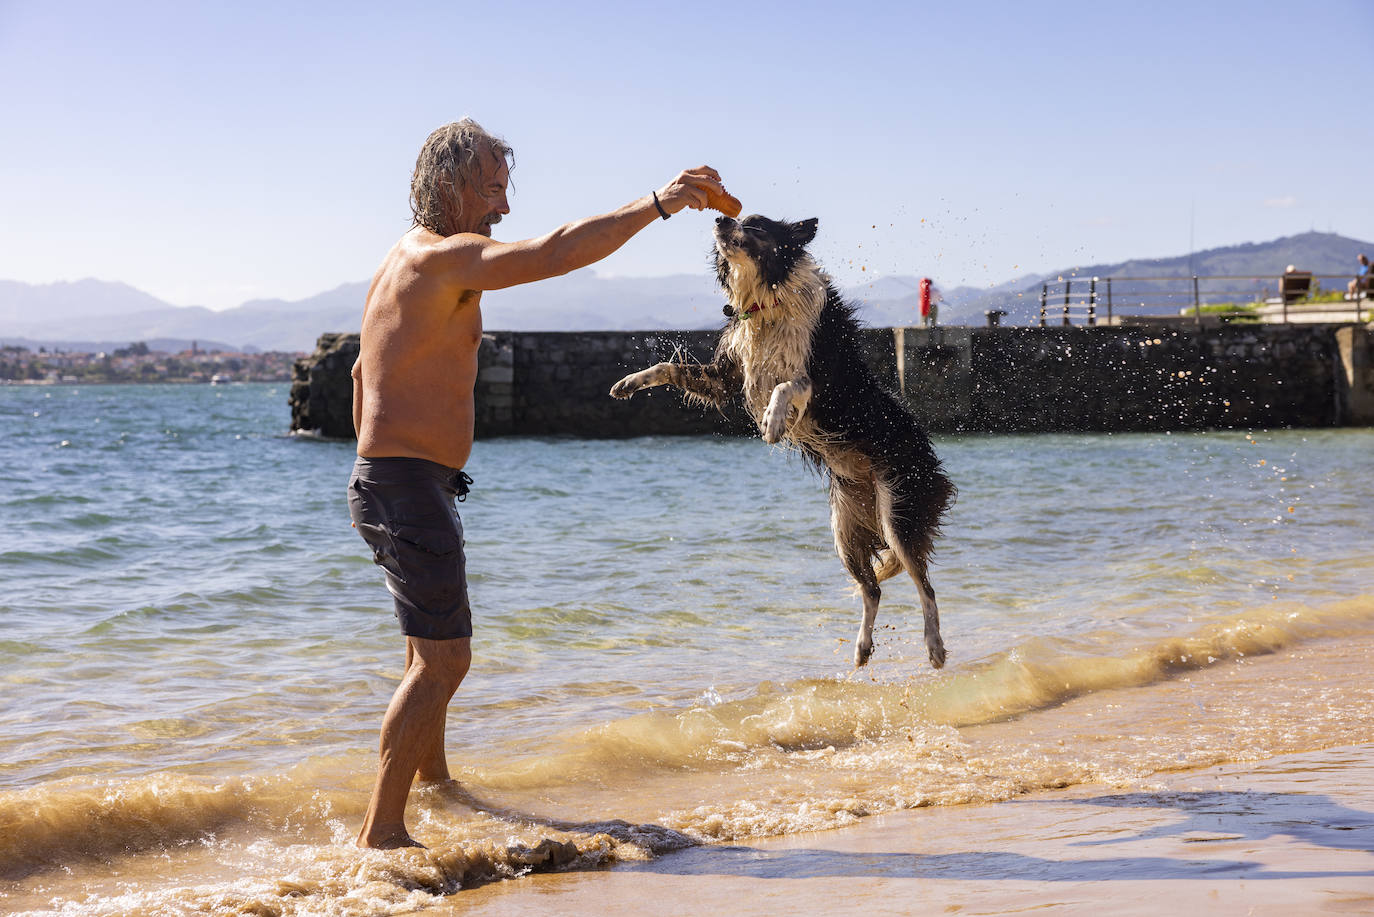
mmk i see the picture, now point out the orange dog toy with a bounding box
[707,187,742,218]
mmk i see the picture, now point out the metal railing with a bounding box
[1033,273,1371,327]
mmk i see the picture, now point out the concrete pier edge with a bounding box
[288,324,1374,439]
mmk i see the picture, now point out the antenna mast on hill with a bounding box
[1188,200,1195,276]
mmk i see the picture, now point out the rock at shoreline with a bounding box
[288,333,358,438]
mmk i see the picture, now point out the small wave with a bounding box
[0,774,269,881]
[62,511,117,529]
[927,594,1374,728]
[2,493,95,508]
[1,771,696,916]
[471,595,1374,788]
[0,544,123,568]
[79,604,174,635]
[71,586,291,635]
[211,583,292,606]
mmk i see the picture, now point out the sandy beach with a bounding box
[455,742,1374,916]
[451,624,1374,916]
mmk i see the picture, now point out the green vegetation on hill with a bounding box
[926,231,1374,325]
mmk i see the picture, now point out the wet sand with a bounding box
[454,742,1374,916]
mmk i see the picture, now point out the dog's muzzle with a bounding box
[714,215,739,246]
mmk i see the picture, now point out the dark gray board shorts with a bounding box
[347,456,473,640]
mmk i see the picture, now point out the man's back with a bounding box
[354,228,483,470]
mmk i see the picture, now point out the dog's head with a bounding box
[713,214,819,310]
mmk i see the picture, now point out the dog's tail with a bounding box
[872,548,905,583]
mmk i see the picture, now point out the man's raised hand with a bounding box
[655,167,724,216]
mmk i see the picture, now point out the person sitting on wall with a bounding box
[1280,265,1312,304]
[1348,254,1371,299]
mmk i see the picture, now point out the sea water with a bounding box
[1,383,1371,914]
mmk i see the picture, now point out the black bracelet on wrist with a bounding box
[652,191,670,220]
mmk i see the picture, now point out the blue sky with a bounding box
[1,0,1371,310]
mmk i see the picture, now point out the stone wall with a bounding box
[900,324,1347,432]
[289,323,1374,438]
[1336,325,1374,426]
[492,330,754,437]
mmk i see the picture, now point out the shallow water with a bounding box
[1,383,1372,914]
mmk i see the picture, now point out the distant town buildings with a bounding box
[0,342,299,383]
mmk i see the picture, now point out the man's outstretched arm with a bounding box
[426,167,724,292]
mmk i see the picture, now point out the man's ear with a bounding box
[792,218,819,246]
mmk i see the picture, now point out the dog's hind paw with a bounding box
[927,639,947,669]
[854,639,874,668]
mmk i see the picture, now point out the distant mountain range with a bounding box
[2,232,1368,353]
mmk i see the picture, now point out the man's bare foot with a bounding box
[417,777,476,805]
[415,771,452,784]
[356,826,427,850]
[416,774,457,788]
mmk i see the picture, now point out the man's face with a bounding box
[452,149,510,236]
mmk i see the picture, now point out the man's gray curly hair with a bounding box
[409,119,514,237]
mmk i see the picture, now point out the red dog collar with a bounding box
[740,299,778,320]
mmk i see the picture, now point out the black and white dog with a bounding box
[610,214,956,669]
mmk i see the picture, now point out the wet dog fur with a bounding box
[610,214,956,668]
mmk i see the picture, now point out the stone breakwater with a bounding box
[289,324,1374,439]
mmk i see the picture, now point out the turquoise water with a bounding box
[2,383,1372,914]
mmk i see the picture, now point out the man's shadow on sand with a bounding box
[622,789,1374,883]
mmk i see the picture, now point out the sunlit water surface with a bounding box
[1,383,1371,914]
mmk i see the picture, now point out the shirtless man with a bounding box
[347,119,724,849]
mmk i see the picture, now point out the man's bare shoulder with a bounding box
[363,229,493,326]
[381,225,550,297]
[366,229,468,299]
[403,225,494,262]
[378,226,505,293]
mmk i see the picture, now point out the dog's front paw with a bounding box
[761,404,787,444]
[609,374,641,399]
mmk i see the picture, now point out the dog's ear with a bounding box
[791,218,819,246]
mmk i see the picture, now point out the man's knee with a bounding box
[408,636,471,693]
